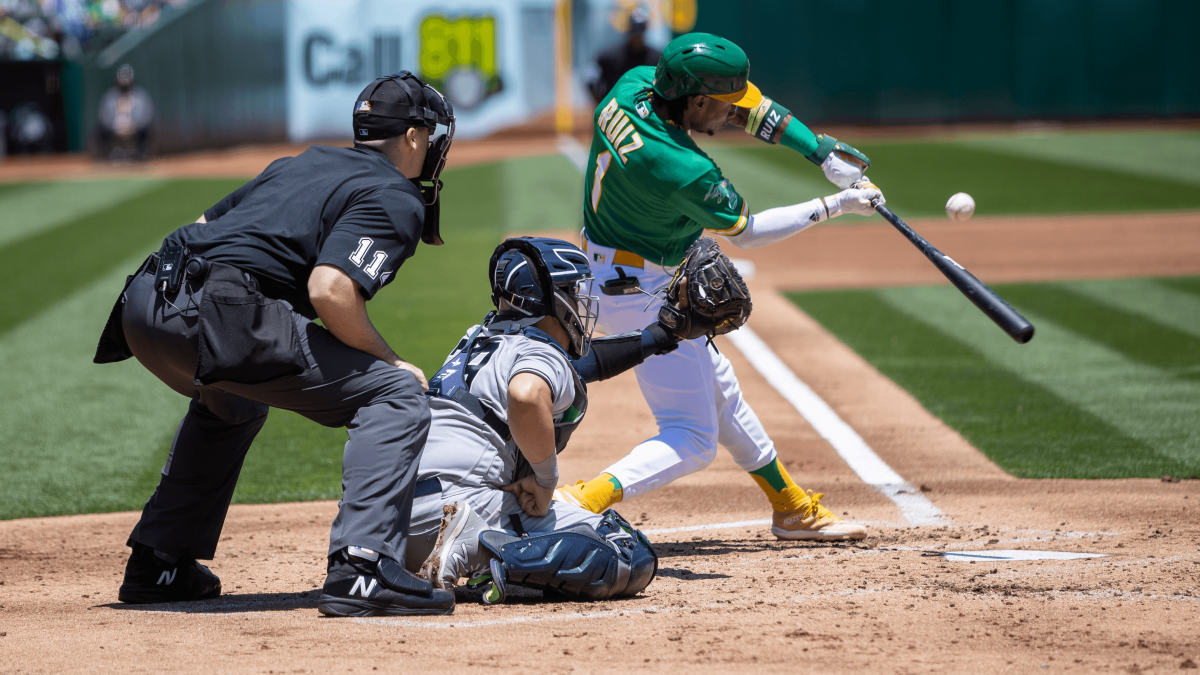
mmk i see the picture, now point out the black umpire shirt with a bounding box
[168,144,424,319]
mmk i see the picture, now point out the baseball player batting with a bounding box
[555,33,885,541]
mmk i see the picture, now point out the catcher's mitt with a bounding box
[657,237,752,340]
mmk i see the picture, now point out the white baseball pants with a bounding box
[584,238,777,498]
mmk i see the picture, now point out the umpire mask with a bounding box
[354,71,456,246]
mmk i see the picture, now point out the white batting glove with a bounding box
[822,151,867,189]
[822,180,884,218]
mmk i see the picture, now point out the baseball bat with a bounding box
[873,201,1035,344]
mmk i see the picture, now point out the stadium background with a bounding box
[1,0,1199,672]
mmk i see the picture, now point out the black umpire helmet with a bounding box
[353,71,456,245]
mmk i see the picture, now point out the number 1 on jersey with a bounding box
[590,151,611,212]
[349,237,373,266]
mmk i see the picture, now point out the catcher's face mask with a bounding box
[556,282,598,358]
[353,71,455,245]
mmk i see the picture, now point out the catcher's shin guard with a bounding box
[478,510,657,601]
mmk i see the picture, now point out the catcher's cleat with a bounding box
[419,502,488,589]
[771,488,867,541]
[318,548,454,617]
[466,558,509,605]
[118,543,221,604]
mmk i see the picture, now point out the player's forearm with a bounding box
[507,374,559,487]
[728,182,886,249]
[727,199,828,249]
[309,266,403,366]
[571,323,677,383]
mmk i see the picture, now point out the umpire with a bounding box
[94,71,458,617]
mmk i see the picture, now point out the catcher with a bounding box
[556,32,885,541]
[391,236,749,604]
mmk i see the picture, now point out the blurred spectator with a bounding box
[6,102,54,153]
[588,6,661,103]
[0,0,191,60]
[94,62,153,160]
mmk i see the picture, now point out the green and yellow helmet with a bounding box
[652,33,762,108]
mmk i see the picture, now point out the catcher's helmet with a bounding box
[489,237,598,358]
[652,33,761,108]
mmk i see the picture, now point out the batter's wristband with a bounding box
[745,97,792,144]
[803,133,838,167]
[529,455,560,489]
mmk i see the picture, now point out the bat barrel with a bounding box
[874,203,1034,344]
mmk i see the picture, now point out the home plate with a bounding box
[942,550,1108,562]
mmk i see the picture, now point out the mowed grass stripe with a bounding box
[715,142,1200,218]
[499,154,586,231]
[998,285,1200,380]
[877,285,1200,473]
[1159,276,1200,299]
[1063,278,1200,339]
[0,257,187,520]
[0,179,166,249]
[787,290,1168,479]
[0,182,36,199]
[0,179,244,336]
[967,131,1200,187]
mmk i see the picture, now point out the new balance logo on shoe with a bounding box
[157,568,177,585]
[349,576,377,598]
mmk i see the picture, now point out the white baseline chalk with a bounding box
[726,327,946,526]
[557,134,589,173]
[644,519,772,535]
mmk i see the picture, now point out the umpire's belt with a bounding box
[582,231,644,269]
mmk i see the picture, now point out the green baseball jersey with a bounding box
[582,66,748,267]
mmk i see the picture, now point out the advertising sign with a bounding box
[286,0,542,141]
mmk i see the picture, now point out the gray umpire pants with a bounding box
[120,263,429,564]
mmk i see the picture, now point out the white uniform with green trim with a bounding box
[580,67,776,498]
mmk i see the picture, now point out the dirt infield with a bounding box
[3,203,1200,671]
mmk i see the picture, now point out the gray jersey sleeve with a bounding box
[509,344,577,417]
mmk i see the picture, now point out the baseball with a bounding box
[945,192,975,222]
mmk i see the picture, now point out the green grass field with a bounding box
[788,278,1200,479]
[700,128,1200,216]
[1,128,1196,519]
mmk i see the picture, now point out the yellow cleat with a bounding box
[771,487,867,541]
[553,474,622,514]
[553,481,589,510]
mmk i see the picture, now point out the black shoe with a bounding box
[317,549,455,617]
[118,543,221,604]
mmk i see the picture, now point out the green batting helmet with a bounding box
[652,33,762,108]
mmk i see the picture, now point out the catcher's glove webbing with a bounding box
[657,237,752,341]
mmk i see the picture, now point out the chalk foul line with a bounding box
[725,326,946,526]
[557,134,589,173]
[643,519,771,535]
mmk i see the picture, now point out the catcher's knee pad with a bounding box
[478,510,658,601]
